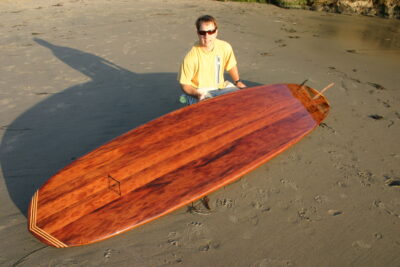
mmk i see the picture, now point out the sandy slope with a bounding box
[0,0,399,266]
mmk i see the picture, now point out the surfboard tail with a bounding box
[28,191,69,248]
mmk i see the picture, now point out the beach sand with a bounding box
[1,0,399,266]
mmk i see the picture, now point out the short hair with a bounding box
[195,15,218,31]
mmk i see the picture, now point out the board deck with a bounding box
[28,83,330,247]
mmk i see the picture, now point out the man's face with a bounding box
[197,22,218,50]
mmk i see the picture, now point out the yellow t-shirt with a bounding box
[178,39,237,89]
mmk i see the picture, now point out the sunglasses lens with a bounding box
[198,29,217,35]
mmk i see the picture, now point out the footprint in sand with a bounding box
[352,240,372,249]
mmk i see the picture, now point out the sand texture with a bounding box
[1,0,399,266]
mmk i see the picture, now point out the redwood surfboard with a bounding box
[28,83,330,247]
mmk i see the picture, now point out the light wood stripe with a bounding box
[29,191,68,248]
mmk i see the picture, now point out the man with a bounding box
[178,15,246,105]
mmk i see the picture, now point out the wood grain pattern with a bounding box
[27,84,330,247]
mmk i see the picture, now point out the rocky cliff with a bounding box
[223,0,400,18]
[310,0,400,18]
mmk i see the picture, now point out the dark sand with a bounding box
[1,0,399,266]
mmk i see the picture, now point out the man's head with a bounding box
[196,15,218,51]
[195,15,218,31]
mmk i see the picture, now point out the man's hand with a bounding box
[181,84,212,101]
[199,93,210,101]
[197,88,212,101]
[236,81,247,89]
[198,92,211,101]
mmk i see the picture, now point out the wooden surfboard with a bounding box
[28,83,330,247]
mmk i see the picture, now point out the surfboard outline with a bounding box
[27,83,330,247]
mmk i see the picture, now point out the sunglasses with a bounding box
[198,28,217,36]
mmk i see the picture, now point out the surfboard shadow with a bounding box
[0,38,182,215]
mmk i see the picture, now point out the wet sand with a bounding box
[1,0,400,266]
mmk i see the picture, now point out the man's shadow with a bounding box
[0,38,182,215]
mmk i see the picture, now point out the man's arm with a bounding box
[180,84,209,100]
[228,65,246,89]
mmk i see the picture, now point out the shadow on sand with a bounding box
[0,38,261,216]
[0,38,183,215]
